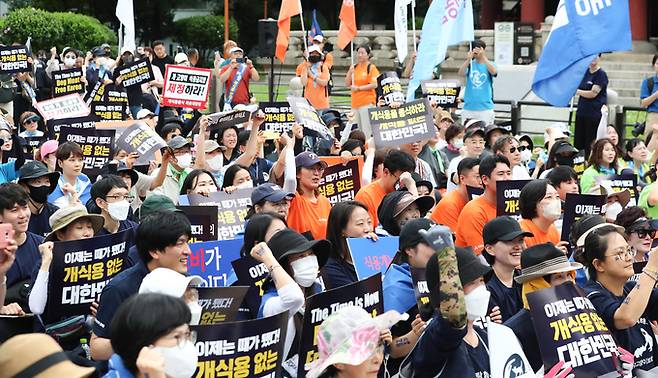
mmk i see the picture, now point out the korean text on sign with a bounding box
[162,65,212,110]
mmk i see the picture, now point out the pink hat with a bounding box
[40,140,58,157]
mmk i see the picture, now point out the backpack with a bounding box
[649,77,655,94]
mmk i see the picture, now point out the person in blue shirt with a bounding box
[17,160,60,237]
[0,124,25,184]
[90,210,192,362]
[48,142,92,208]
[640,54,658,132]
[458,39,497,126]
[574,54,608,155]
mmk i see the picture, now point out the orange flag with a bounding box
[276,0,302,63]
[337,0,357,50]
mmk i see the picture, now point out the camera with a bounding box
[632,122,646,137]
[236,57,245,64]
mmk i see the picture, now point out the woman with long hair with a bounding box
[581,138,618,193]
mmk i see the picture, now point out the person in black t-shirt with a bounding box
[150,40,174,84]
[90,176,138,240]
[482,216,532,322]
[17,161,59,237]
[575,54,608,155]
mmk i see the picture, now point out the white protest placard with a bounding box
[35,93,90,121]
[162,65,212,110]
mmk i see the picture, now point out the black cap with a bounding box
[267,228,330,268]
[99,161,139,188]
[485,124,510,138]
[553,141,578,156]
[398,218,435,251]
[463,126,485,140]
[482,216,533,264]
[18,161,59,192]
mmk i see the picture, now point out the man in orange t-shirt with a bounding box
[431,157,482,232]
[455,155,512,254]
[355,150,416,228]
[299,45,330,110]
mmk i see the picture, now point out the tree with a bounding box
[174,15,239,65]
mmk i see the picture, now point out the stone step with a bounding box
[600,61,652,71]
[616,96,643,107]
[606,70,652,80]
[603,52,656,63]
[615,88,642,97]
[609,78,645,89]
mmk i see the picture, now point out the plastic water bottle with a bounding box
[80,338,91,360]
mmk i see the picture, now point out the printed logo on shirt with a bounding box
[470,70,488,88]
[503,354,528,377]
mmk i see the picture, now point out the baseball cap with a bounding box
[40,140,59,157]
[139,268,203,297]
[482,216,534,264]
[92,47,106,57]
[136,108,156,120]
[203,139,222,153]
[464,126,485,140]
[485,124,511,138]
[101,43,111,49]
[553,140,578,155]
[399,218,435,252]
[308,45,324,56]
[251,183,294,205]
[139,194,182,221]
[167,135,194,150]
[295,151,328,169]
[174,52,188,64]
[229,47,244,55]
[120,46,133,56]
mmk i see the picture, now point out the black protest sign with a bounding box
[420,80,461,108]
[193,311,288,378]
[598,174,638,207]
[231,256,269,316]
[52,68,85,97]
[527,283,618,377]
[22,136,45,156]
[177,205,219,243]
[410,267,430,310]
[196,286,249,325]
[92,85,128,121]
[377,71,405,106]
[298,274,384,376]
[496,180,531,219]
[118,59,155,88]
[84,81,105,106]
[369,98,435,147]
[467,185,484,201]
[187,189,253,240]
[208,110,252,131]
[318,159,361,205]
[259,101,295,134]
[47,115,96,141]
[560,193,606,242]
[573,150,586,180]
[0,45,30,73]
[59,127,114,181]
[115,123,167,165]
[630,261,647,283]
[45,229,132,321]
[287,96,332,139]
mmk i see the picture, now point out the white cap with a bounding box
[139,268,204,297]
[174,52,188,64]
[120,46,133,56]
[136,108,155,120]
[308,45,324,56]
[228,47,244,55]
[312,35,324,43]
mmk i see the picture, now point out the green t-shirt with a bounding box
[639,182,658,219]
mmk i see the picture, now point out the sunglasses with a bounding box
[633,229,656,239]
[23,117,38,125]
[507,146,527,154]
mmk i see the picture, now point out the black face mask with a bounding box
[556,155,574,167]
[28,185,50,204]
[308,55,321,64]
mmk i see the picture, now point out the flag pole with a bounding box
[410,0,417,53]
[118,24,123,50]
[298,0,308,57]
[350,41,354,86]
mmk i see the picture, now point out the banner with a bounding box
[193,312,288,378]
[488,322,534,378]
[115,122,167,165]
[59,127,114,180]
[298,274,384,377]
[572,150,586,180]
[410,267,430,310]
[496,180,531,219]
[45,229,132,321]
[162,65,212,109]
[318,159,361,205]
[346,236,399,280]
[259,101,296,135]
[176,205,219,243]
[377,72,405,106]
[47,115,96,141]
[35,93,89,121]
[187,238,243,287]
[527,283,618,377]
[421,80,461,108]
[91,85,128,121]
[84,81,105,106]
[118,59,154,87]
[187,189,253,240]
[597,174,638,207]
[22,136,45,156]
[232,256,269,316]
[208,109,252,131]
[0,45,30,73]
[369,98,434,147]
[467,185,484,201]
[287,96,332,139]
[196,286,249,324]
[560,193,606,242]
[52,68,85,97]
[394,0,411,63]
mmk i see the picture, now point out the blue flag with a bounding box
[532,0,631,107]
[406,0,474,100]
[308,9,324,45]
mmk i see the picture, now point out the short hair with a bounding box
[217,126,239,146]
[238,129,250,147]
[615,206,646,231]
[136,211,192,264]
[445,123,465,142]
[152,40,165,48]
[341,139,364,155]
[356,44,371,54]
[91,175,128,201]
[473,39,486,49]
[492,135,517,155]
[587,138,617,172]
[383,150,415,174]
[653,53,658,66]
[222,164,250,188]
[159,123,182,139]
[110,293,190,374]
[546,166,578,188]
[625,138,645,160]
[520,179,551,220]
[241,212,287,257]
[56,141,83,162]
[180,169,219,195]
[479,154,510,179]
[0,183,28,212]
[348,130,366,145]
[457,157,480,177]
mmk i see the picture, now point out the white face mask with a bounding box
[606,202,623,221]
[64,57,76,67]
[107,200,130,221]
[176,153,193,169]
[188,302,202,326]
[206,155,223,171]
[520,149,532,163]
[452,139,464,149]
[236,180,253,190]
[290,255,319,287]
[464,285,491,321]
[152,340,198,378]
[542,199,562,220]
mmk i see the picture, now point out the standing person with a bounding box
[458,40,497,125]
[574,54,608,155]
[455,155,512,254]
[640,53,658,129]
[17,161,59,237]
[86,47,113,91]
[48,142,90,208]
[300,45,330,110]
[580,138,618,194]
[345,44,380,137]
[518,180,563,248]
[113,47,145,118]
[150,41,174,83]
[219,47,259,110]
[430,157,481,232]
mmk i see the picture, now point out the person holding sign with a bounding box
[48,142,91,208]
[455,155,512,254]
[0,123,26,184]
[345,45,380,137]
[546,166,580,201]
[518,180,564,249]
[17,161,60,237]
[300,45,330,110]
[430,157,481,232]
[580,225,658,373]
[581,138,619,194]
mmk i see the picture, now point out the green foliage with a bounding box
[0,8,115,52]
[174,15,239,65]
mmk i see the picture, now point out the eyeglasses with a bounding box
[604,246,635,261]
[23,118,37,125]
[105,194,135,203]
[166,329,196,348]
[507,146,527,154]
[633,229,656,239]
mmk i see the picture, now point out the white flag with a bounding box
[394,0,412,64]
[115,0,136,52]
[488,322,535,378]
